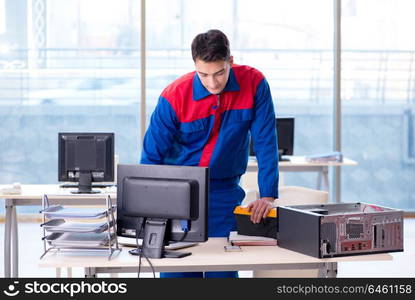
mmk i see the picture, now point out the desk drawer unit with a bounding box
[277,202,403,258]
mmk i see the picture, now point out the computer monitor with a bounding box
[58,132,114,194]
[250,117,294,161]
[117,164,209,258]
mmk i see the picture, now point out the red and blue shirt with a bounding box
[141,64,279,198]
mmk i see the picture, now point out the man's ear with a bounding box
[229,55,234,66]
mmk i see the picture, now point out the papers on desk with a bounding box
[228,231,277,246]
[40,197,120,259]
[41,219,112,233]
[40,205,113,219]
[44,232,115,248]
[305,151,343,163]
[0,182,21,195]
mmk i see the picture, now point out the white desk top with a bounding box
[0,184,116,204]
[249,156,358,167]
[38,237,392,273]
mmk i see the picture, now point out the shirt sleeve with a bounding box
[140,96,179,164]
[250,78,279,198]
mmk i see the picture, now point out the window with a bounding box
[1,0,413,212]
[0,0,141,192]
[342,0,415,209]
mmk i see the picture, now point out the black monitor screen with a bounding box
[58,132,114,193]
[123,177,199,220]
[250,117,294,160]
[276,117,295,157]
[117,164,208,258]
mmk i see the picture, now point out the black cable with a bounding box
[135,218,156,278]
[136,236,143,278]
[141,250,156,278]
[135,218,145,278]
[176,228,189,243]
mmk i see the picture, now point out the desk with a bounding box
[1,184,116,278]
[38,238,392,278]
[246,156,357,192]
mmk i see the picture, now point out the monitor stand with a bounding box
[71,172,100,194]
[129,218,192,259]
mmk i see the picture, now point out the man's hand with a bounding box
[247,197,275,224]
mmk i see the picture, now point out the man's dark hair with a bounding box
[191,29,230,62]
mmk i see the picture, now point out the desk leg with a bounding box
[317,167,330,192]
[4,201,12,278]
[327,262,337,278]
[11,206,18,277]
[85,267,97,278]
[317,172,322,190]
[318,262,337,278]
[322,167,329,192]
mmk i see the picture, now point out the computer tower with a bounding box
[277,202,403,258]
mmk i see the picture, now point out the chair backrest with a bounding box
[275,186,328,206]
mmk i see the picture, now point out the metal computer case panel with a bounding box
[278,202,403,258]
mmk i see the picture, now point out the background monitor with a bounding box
[117,164,209,258]
[58,132,114,193]
[250,117,294,161]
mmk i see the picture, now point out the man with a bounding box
[141,29,279,278]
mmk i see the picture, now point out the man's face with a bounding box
[195,56,233,95]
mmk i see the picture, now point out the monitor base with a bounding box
[70,189,101,194]
[129,248,191,258]
[279,154,291,162]
[60,183,115,189]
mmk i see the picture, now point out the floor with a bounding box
[0,218,414,278]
